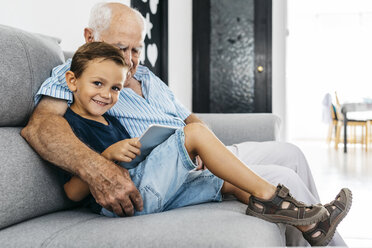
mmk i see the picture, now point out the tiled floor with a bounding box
[292,140,372,247]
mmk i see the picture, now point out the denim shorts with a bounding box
[101,127,224,217]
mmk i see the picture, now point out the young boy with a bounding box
[62,42,352,246]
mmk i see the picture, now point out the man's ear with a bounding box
[65,71,78,92]
[84,28,94,43]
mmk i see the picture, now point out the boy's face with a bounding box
[66,59,128,119]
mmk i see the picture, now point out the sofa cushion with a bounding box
[196,113,281,145]
[0,128,75,230]
[0,202,285,247]
[0,24,64,127]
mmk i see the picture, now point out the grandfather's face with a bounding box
[98,20,144,80]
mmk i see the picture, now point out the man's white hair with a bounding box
[88,3,112,40]
[88,2,146,41]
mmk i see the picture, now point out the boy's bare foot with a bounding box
[302,188,352,246]
[246,184,328,226]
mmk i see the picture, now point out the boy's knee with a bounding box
[184,123,208,138]
[183,123,210,155]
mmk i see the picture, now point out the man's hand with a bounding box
[22,96,143,217]
[88,165,143,217]
[102,138,141,162]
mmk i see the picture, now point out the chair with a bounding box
[326,104,339,144]
[333,92,370,150]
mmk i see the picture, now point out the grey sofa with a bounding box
[0,24,285,247]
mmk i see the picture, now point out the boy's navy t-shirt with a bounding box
[61,107,131,213]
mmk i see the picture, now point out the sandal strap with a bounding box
[298,207,306,219]
[277,184,290,198]
[249,184,312,215]
[277,185,309,210]
[303,223,327,246]
[326,197,346,211]
[333,200,345,210]
[324,204,334,213]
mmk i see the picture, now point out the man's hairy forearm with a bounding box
[21,110,119,183]
[21,97,142,215]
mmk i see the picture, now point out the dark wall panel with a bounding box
[131,0,168,84]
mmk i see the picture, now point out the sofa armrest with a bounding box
[195,113,281,145]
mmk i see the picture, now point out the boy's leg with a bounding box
[101,128,223,217]
[247,164,346,247]
[227,141,320,201]
[222,168,349,247]
[184,123,276,200]
[183,124,348,246]
[163,168,223,211]
[117,129,199,216]
[183,123,325,225]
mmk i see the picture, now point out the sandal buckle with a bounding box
[277,185,290,198]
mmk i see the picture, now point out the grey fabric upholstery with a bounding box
[0,127,75,230]
[0,24,64,127]
[0,24,285,246]
[0,202,285,247]
[63,50,75,60]
[196,113,280,145]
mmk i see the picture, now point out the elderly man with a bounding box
[21,2,345,246]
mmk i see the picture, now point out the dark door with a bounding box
[193,0,272,113]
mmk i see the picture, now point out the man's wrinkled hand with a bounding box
[89,165,143,217]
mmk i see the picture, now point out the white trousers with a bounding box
[227,141,346,247]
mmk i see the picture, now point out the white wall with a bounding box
[0,0,130,52]
[0,1,283,119]
[0,0,192,109]
[168,0,192,110]
[287,0,372,140]
[272,0,288,141]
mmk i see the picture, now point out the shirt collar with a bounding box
[133,65,148,82]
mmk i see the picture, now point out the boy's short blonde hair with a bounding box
[70,42,127,79]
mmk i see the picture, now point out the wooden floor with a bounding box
[292,140,372,247]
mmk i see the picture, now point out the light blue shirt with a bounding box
[35,59,191,137]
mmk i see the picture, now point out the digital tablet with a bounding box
[119,124,179,169]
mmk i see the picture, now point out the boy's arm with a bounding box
[64,176,90,202]
[21,96,143,216]
[63,137,141,202]
[63,140,141,202]
[101,138,141,162]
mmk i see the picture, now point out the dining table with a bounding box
[341,102,372,153]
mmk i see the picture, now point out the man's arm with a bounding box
[21,96,143,216]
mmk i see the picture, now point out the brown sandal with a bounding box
[303,188,352,246]
[246,184,328,225]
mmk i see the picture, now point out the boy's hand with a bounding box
[195,155,206,170]
[102,138,141,162]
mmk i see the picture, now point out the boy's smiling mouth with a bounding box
[92,99,110,106]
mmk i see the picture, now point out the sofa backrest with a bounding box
[0,25,74,230]
[0,24,64,127]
